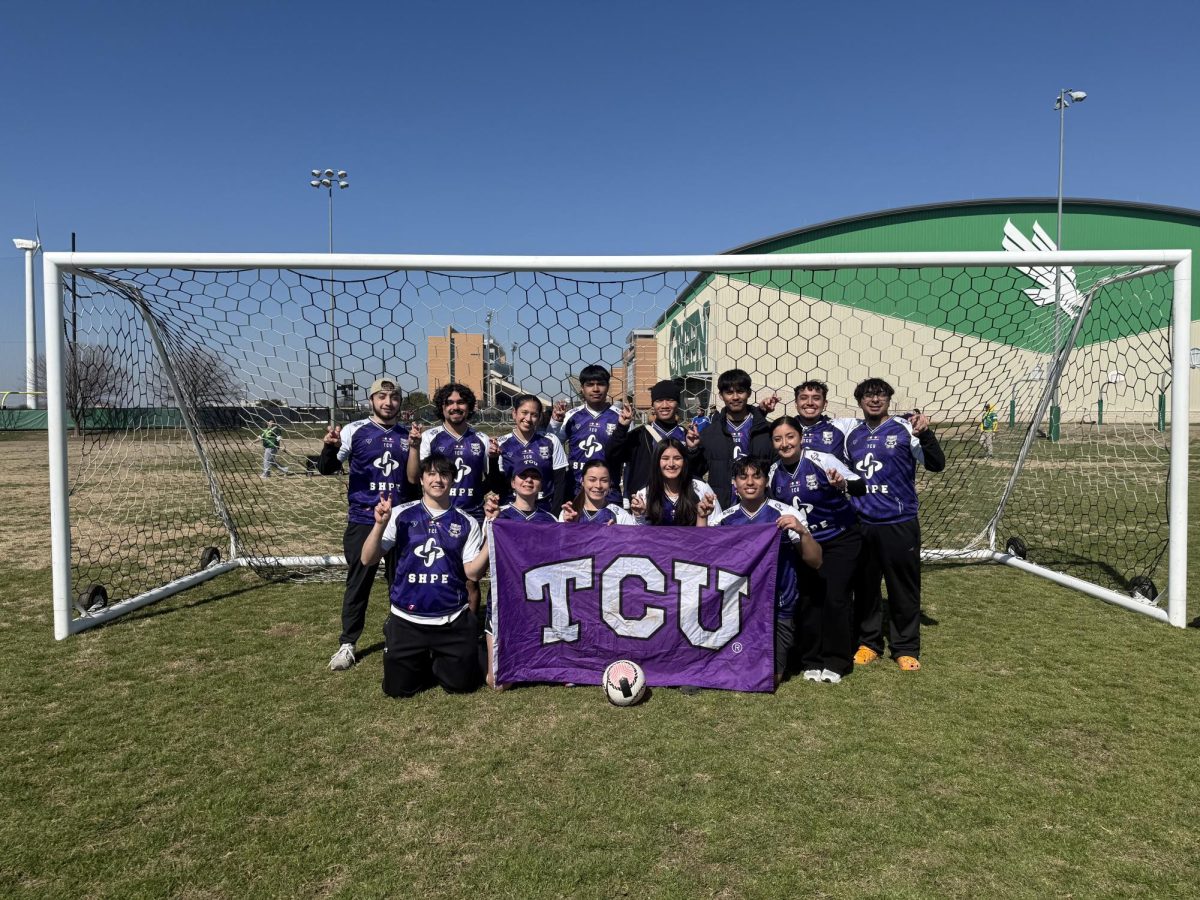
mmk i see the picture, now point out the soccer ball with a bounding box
[602,659,647,707]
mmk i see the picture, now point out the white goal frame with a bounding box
[43,250,1192,639]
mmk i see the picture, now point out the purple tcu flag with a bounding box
[490,520,779,692]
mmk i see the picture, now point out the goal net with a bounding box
[41,251,1191,639]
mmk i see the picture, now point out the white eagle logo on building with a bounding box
[1002,218,1083,317]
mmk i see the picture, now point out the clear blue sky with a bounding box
[2,0,1198,393]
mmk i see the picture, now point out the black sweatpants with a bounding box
[854,519,922,659]
[797,526,863,676]
[382,611,481,697]
[338,522,397,647]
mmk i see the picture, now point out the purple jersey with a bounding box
[844,417,926,524]
[711,499,807,620]
[382,501,483,622]
[552,403,624,505]
[801,416,851,464]
[496,430,567,510]
[337,419,414,525]
[768,451,858,542]
[632,479,722,526]
[420,425,490,521]
[558,504,637,526]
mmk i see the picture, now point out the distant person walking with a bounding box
[979,403,999,458]
[260,419,288,478]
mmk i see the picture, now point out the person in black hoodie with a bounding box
[607,380,700,503]
[692,368,779,508]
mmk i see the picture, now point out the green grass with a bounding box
[2,439,1199,898]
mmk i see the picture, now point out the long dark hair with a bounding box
[645,438,698,526]
[573,459,610,512]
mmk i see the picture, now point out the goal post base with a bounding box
[996,553,1170,625]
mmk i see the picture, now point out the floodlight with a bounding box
[324,169,334,177]
[321,178,332,187]
[311,169,321,177]
[1068,90,1087,102]
[310,180,320,187]
[337,170,347,178]
[338,181,349,189]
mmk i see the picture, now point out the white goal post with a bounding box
[43,249,1191,639]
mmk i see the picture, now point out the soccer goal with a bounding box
[42,250,1191,639]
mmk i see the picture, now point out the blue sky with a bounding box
[2,0,1198,395]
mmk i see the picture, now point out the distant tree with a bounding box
[152,346,244,408]
[36,346,131,436]
[401,391,430,412]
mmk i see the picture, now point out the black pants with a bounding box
[338,522,396,646]
[854,519,922,659]
[797,526,863,676]
[382,611,481,697]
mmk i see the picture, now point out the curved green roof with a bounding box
[658,198,1200,328]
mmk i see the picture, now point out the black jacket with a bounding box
[691,409,775,508]
[606,419,684,500]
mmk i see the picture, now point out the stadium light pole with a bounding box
[1051,88,1086,441]
[310,168,349,424]
[13,237,41,409]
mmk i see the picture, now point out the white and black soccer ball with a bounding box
[602,659,647,707]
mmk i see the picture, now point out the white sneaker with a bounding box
[819,669,843,684]
[329,643,356,671]
[801,669,822,682]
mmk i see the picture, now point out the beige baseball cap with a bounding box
[368,376,401,397]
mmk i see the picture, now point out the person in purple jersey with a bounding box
[363,454,488,697]
[843,378,945,671]
[794,380,853,464]
[629,437,720,526]
[691,368,780,508]
[481,452,558,691]
[548,364,625,507]
[769,416,865,683]
[559,459,636,525]
[409,382,491,613]
[319,376,421,672]
[493,394,569,514]
[711,457,822,687]
[607,379,702,504]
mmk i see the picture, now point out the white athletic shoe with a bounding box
[819,669,843,684]
[329,643,356,671]
[801,669,822,682]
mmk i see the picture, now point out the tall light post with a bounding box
[13,237,41,409]
[310,168,349,424]
[1050,88,1086,442]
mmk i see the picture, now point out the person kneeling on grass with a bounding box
[710,457,822,688]
[362,454,489,697]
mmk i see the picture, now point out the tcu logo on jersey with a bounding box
[580,434,603,458]
[856,452,883,479]
[413,538,445,567]
[524,556,748,652]
[374,451,401,478]
[822,430,834,445]
[885,434,899,449]
[539,445,550,459]
[805,474,819,491]
[605,423,616,436]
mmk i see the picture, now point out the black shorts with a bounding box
[775,617,795,676]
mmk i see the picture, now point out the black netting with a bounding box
[56,263,1173,614]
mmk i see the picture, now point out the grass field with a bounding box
[2,432,1199,898]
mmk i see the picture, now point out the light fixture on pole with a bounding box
[13,237,41,409]
[1050,88,1086,442]
[309,168,349,424]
